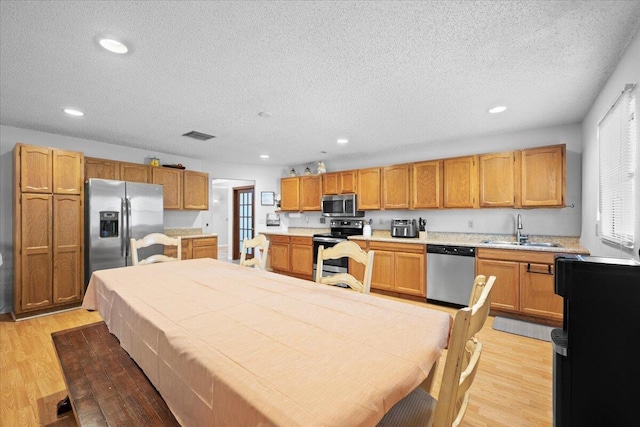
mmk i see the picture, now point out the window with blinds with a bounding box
[598,84,637,248]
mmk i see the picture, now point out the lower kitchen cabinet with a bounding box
[353,240,426,297]
[476,248,563,323]
[265,234,313,280]
[165,236,218,260]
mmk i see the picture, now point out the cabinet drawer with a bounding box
[369,241,425,254]
[290,236,311,245]
[268,235,290,244]
[193,237,217,247]
[477,248,555,264]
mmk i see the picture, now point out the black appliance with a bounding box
[552,254,640,427]
[313,219,364,278]
[321,194,364,217]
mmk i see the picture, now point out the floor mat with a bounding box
[492,316,554,342]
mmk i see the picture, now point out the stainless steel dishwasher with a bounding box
[426,245,476,307]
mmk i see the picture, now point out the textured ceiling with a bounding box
[1,1,639,166]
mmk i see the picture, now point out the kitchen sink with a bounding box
[481,240,562,248]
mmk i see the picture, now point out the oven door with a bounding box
[313,236,349,275]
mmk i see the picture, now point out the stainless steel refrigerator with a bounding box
[85,178,164,284]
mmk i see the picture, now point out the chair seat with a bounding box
[377,388,437,427]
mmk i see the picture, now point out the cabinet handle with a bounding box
[526,263,553,275]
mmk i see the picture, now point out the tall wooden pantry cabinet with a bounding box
[13,143,85,318]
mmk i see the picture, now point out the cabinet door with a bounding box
[19,145,52,193]
[357,168,381,210]
[192,237,218,259]
[349,240,368,282]
[120,162,150,183]
[20,194,53,311]
[183,171,209,210]
[370,249,394,291]
[322,173,338,195]
[476,258,519,312]
[290,237,313,277]
[280,177,300,211]
[394,251,426,297]
[85,157,119,181]
[53,195,83,304]
[269,236,290,271]
[520,262,563,320]
[300,176,322,211]
[152,167,183,209]
[53,150,83,194]
[443,156,478,208]
[479,152,515,207]
[383,165,410,209]
[411,160,442,209]
[520,145,565,207]
[339,170,357,194]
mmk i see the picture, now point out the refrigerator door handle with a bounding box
[126,197,133,257]
[121,197,128,257]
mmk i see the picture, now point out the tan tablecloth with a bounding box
[83,258,451,427]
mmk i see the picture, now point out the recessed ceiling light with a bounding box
[63,108,84,117]
[260,154,270,159]
[488,106,507,114]
[258,112,272,118]
[337,138,349,144]
[99,38,128,54]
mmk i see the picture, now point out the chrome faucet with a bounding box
[516,214,528,244]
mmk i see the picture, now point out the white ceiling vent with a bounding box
[182,130,216,141]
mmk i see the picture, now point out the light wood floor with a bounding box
[0,300,554,426]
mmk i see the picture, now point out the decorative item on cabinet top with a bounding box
[317,161,326,174]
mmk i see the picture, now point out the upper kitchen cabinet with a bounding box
[18,145,83,195]
[119,161,150,183]
[443,155,479,208]
[85,157,119,181]
[519,144,565,207]
[479,151,516,207]
[322,170,357,195]
[152,167,183,209]
[280,177,300,211]
[410,160,442,209]
[300,175,322,211]
[339,170,357,194]
[322,173,338,195]
[383,164,410,209]
[183,171,209,210]
[357,167,382,210]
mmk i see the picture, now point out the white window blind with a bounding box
[598,84,637,248]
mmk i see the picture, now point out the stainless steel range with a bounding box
[312,219,364,279]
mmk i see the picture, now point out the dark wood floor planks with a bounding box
[52,321,179,426]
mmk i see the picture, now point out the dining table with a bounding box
[82,258,452,426]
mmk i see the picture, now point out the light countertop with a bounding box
[164,228,217,239]
[270,228,589,254]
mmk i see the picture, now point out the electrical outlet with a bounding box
[319,217,326,224]
[468,220,474,229]
[379,218,384,224]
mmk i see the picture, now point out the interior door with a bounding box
[233,186,255,260]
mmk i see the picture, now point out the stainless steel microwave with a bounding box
[321,194,364,217]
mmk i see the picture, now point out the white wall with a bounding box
[290,123,583,238]
[0,125,284,313]
[580,31,640,261]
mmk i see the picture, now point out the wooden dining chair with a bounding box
[130,233,181,266]
[315,241,374,294]
[239,234,270,270]
[468,274,495,307]
[377,276,495,427]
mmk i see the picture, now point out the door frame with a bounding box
[232,185,255,260]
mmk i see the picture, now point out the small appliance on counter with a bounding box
[391,218,418,238]
[266,213,281,226]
